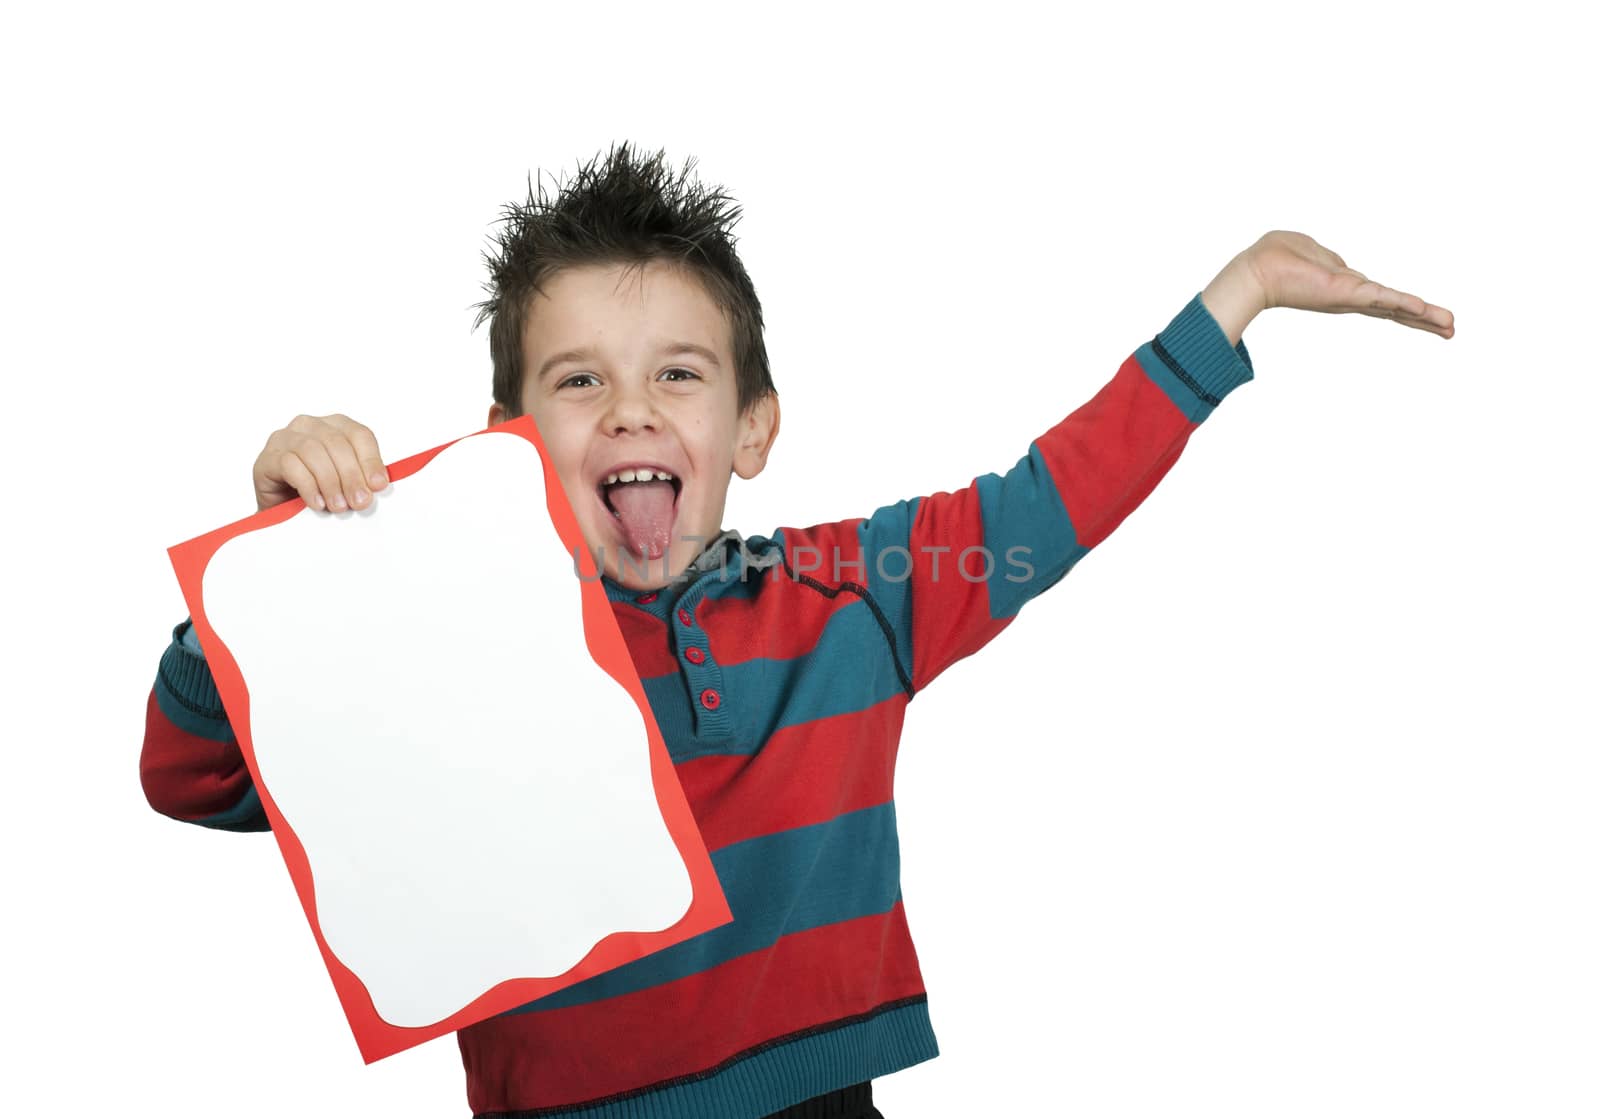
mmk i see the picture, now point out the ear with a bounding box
[732,392,781,481]
[488,402,506,429]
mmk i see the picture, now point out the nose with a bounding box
[601,378,663,436]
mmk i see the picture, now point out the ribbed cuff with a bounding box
[1152,291,1256,407]
[158,617,226,720]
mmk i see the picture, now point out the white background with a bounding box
[4,2,1595,1116]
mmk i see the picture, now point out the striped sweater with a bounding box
[139,291,1254,1118]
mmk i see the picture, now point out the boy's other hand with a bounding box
[1246,230,1456,338]
[252,413,390,514]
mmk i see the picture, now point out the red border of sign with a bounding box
[166,415,733,1064]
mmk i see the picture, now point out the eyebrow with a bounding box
[537,341,722,383]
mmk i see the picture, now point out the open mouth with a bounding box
[596,474,682,517]
[593,469,683,562]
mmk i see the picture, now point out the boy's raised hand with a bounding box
[1243,229,1456,338]
[252,413,390,514]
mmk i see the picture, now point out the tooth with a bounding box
[603,468,675,485]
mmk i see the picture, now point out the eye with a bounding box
[557,368,699,390]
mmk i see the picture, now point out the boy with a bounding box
[139,142,1454,1119]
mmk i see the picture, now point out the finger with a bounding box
[1399,309,1455,337]
[320,428,378,510]
[1394,302,1455,336]
[1372,302,1455,337]
[1413,298,1454,334]
[1344,272,1459,332]
[277,452,327,511]
[1374,286,1428,318]
[1364,284,1455,336]
[290,435,351,512]
[328,416,389,493]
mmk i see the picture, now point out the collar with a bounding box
[598,529,784,607]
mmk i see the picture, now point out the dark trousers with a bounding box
[761,1079,882,1119]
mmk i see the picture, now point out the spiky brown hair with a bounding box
[472,141,776,419]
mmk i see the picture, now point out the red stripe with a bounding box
[1037,354,1197,550]
[138,688,254,821]
[775,519,875,593]
[674,696,908,849]
[457,901,928,1113]
[905,461,1010,693]
[610,604,676,677]
[691,569,855,666]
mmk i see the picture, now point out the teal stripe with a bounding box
[505,800,902,1014]
[849,505,916,692]
[499,998,937,1119]
[976,443,1089,621]
[729,600,910,737]
[154,625,234,743]
[639,597,907,759]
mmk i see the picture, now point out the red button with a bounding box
[678,608,694,626]
[699,688,720,710]
[637,592,658,604]
[685,646,705,665]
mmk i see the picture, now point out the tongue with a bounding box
[608,480,676,558]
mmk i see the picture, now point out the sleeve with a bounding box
[794,292,1255,699]
[139,615,271,832]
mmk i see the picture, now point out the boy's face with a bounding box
[487,259,779,591]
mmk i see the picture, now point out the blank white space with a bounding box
[202,431,692,1027]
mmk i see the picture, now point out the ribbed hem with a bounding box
[1150,291,1256,409]
[475,996,937,1119]
[158,617,226,719]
